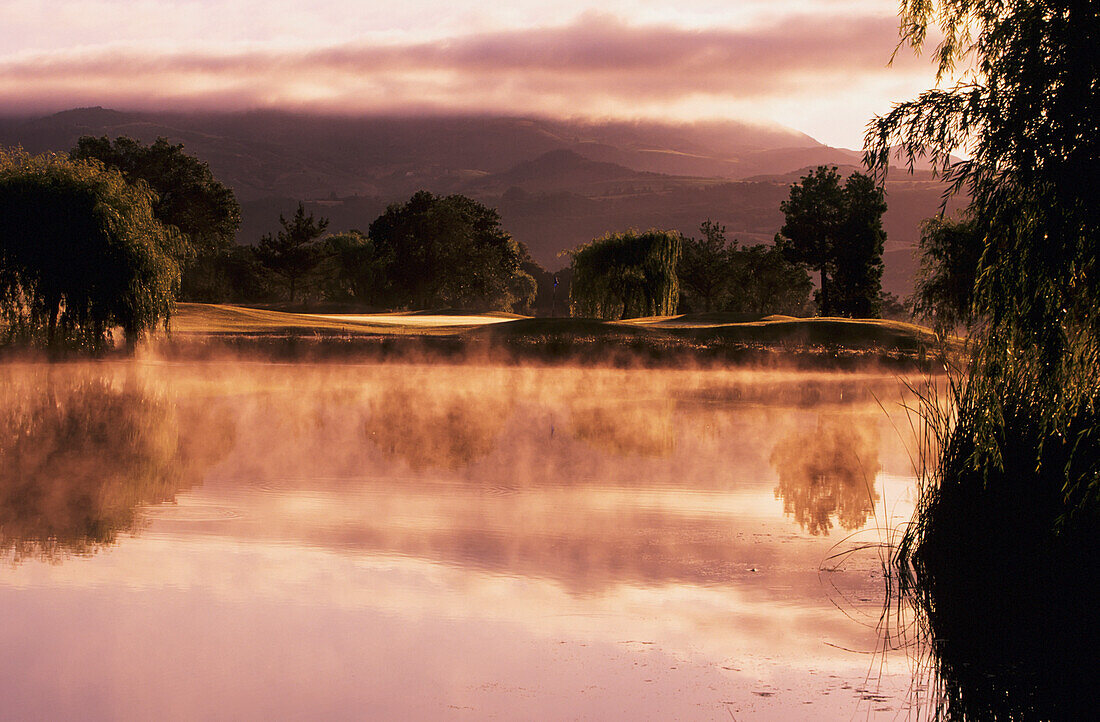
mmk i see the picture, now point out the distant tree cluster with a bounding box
[2,134,918,355]
[775,166,887,318]
[1,135,540,355]
[568,230,681,319]
[678,220,812,316]
[232,192,536,312]
[367,191,536,311]
[0,149,181,350]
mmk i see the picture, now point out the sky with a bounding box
[0,0,942,149]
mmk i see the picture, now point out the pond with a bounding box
[0,361,926,720]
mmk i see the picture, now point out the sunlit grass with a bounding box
[169,303,950,358]
[169,303,512,337]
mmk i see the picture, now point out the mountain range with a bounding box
[0,107,965,297]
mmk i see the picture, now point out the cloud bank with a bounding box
[0,12,936,146]
[2,13,925,108]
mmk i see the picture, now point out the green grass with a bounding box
[628,312,951,353]
[169,303,504,337]
[466,316,672,343]
[170,303,947,355]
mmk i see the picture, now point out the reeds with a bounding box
[893,324,1100,719]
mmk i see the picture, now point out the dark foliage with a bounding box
[831,173,887,318]
[776,166,887,317]
[568,230,681,320]
[676,220,813,316]
[868,0,1100,717]
[912,216,984,333]
[776,167,844,314]
[0,150,180,350]
[678,220,732,312]
[254,203,329,303]
[71,136,240,301]
[314,230,389,306]
[367,191,535,311]
[521,261,570,317]
[730,244,813,316]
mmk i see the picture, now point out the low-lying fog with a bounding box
[0,360,926,720]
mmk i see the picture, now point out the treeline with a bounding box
[69,135,903,326]
[206,192,538,313]
[69,137,539,314]
[4,134,948,350]
[569,166,899,321]
[679,220,812,316]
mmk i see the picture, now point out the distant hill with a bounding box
[0,108,821,200]
[466,149,666,195]
[0,107,965,297]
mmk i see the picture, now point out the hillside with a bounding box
[0,108,822,199]
[465,149,665,195]
[0,107,963,296]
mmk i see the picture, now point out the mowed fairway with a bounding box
[169,303,951,355]
[622,312,949,352]
[170,303,522,336]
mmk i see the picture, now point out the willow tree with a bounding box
[569,230,681,319]
[0,149,181,350]
[866,0,1099,349]
[867,0,1100,716]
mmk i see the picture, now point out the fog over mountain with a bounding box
[0,107,961,296]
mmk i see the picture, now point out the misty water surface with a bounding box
[0,361,924,720]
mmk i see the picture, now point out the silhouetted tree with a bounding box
[569,230,681,319]
[0,149,181,350]
[368,191,535,311]
[219,245,273,303]
[254,203,328,303]
[679,220,733,312]
[866,1,1100,716]
[879,291,908,321]
[832,173,887,317]
[866,0,1100,349]
[678,220,812,316]
[776,166,887,317]
[70,136,240,301]
[912,215,984,333]
[776,166,844,315]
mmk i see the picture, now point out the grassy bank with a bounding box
[157,303,952,368]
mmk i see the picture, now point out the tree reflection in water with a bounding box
[906,455,1100,720]
[569,400,675,458]
[364,387,511,471]
[770,413,881,535]
[0,372,233,561]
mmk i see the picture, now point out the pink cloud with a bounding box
[0,13,928,119]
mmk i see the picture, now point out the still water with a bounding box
[0,361,924,720]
